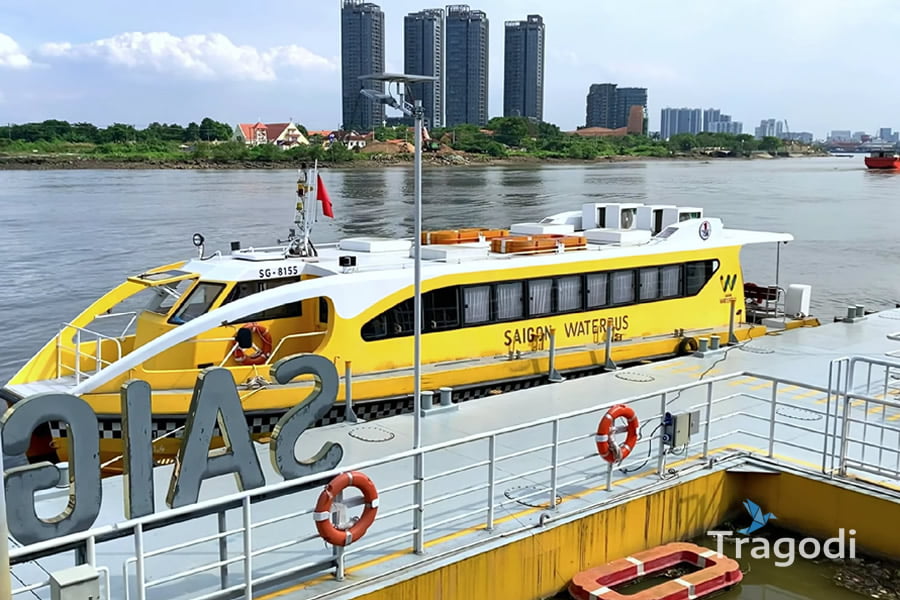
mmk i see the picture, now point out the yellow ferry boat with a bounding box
[2,169,802,465]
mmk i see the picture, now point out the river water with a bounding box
[1,157,896,597]
[2,156,899,383]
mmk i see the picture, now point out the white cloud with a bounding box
[36,32,336,81]
[0,33,31,69]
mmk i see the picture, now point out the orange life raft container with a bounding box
[421,228,508,245]
[491,234,587,254]
[568,542,742,600]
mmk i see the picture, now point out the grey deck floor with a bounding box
[11,311,900,600]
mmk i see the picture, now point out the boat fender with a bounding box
[595,404,639,464]
[676,336,699,356]
[313,471,379,546]
[231,323,273,366]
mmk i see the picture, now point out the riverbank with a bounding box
[0,150,828,170]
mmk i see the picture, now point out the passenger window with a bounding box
[495,282,524,321]
[685,260,719,295]
[586,273,608,309]
[464,286,491,324]
[611,271,635,305]
[556,276,582,312]
[660,265,682,298]
[528,279,553,316]
[639,267,659,301]
[425,288,460,331]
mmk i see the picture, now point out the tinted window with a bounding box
[685,260,719,295]
[425,288,459,331]
[221,277,303,324]
[170,282,225,324]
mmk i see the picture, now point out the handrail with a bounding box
[10,357,900,599]
[57,322,124,383]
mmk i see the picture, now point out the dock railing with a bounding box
[9,355,900,600]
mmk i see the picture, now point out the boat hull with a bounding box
[865,157,900,169]
[27,323,769,469]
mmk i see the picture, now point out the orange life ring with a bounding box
[313,471,379,546]
[595,404,639,463]
[232,323,273,366]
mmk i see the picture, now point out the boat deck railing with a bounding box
[11,355,900,600]
[56,322,125,383]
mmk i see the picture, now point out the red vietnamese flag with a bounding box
[316,174,334,218]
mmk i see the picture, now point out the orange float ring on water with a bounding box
[595,404,639,463]
[313,471,379,546]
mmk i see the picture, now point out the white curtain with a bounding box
[557,276,582,311]
[464,286,491,324]
[639,268,659,301]
[529,279,553,315]
[496,282,523,320]
[586,273,608,308]
[611,271,634,304]
[661,265,682,298]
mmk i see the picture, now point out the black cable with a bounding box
[619,423,662,474]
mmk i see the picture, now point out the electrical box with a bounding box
[663,410,701,447]
[50,564,101,600]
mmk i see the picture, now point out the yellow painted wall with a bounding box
[357,470,900,600]
[738,471,900,559]
[360,470,742,600]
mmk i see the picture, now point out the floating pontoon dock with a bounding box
[8,309,900,600]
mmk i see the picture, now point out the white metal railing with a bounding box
[56,323,124,383]
[10,357,900,600]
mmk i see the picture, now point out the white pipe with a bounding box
[413,99,423,450]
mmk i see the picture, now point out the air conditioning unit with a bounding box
[510,222,576,235]
[539,210,583,230]
[604,203,643,230]
[637,205,676,235]
[582,203,644,230]
[661,207,703,230]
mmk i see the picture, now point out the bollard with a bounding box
[855,305,865,318]
[698,337,709,353]
[439,387,453,407]
[421,390,434,411]
[710,335,721,350]
[548,327,564,383]
[846,306,856,321]
[344,361,358,423]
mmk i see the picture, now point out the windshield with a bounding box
[169,282,226,324]
[144,278,197,315]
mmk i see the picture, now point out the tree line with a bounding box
[0,118,235,144]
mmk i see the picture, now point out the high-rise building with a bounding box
[585,84,647,130]
[754,119,783,139]
[660,108,701,139]
[702,109,721,132]
[445,5,489,126]
[585,83,618,129]
[616,88,647,134]
[341,0,385,132]
[503,14,545,121]
[404,8,444,128]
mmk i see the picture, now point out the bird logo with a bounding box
[737,499,776,535]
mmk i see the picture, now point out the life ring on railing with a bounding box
[676,336,699,356]
[313,471,379,546]
[231,323,273,366]
[595,404,639,464]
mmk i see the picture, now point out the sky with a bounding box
[0,0,898,137]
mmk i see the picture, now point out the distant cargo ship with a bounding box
[864,149,900,169]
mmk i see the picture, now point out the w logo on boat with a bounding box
[720,274,737,293]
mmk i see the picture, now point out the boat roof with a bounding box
[174,217,792,284]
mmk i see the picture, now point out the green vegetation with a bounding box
[0,117,792,167]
